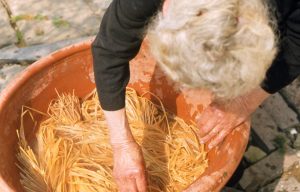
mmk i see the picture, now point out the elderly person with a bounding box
[92,0,300,191]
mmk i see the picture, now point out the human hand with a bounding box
[197,87,270,149]
[111,141,147,192]
[102,108,147,191]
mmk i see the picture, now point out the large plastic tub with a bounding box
[0,40,249,192]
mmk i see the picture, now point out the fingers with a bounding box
[114,168,147,192]
[198,116,220,138]
[116,178,138,192]
[196,96,255,150]
[136,171,148,192]
[207,127,234,149]
[197,108,221,137]
[199,124,224,144]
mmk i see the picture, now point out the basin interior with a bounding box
[0,41,249,191]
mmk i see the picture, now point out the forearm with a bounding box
[103,108,135,145]
[92,0,162,111]
[240,87,270,112]
[104,109,147,192]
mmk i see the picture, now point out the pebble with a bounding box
[290,128,298,136]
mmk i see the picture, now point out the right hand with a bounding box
[111,141,148,192]
[103,108,147,191]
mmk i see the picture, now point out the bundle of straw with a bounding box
[17,88,208,192]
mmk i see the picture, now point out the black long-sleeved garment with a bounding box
[92,0,300,111]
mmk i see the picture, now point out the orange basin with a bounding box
[0,40,250,192]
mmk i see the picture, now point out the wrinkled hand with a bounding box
[197,100,249,150]
[197,87,270,149]
[112,141,147,192]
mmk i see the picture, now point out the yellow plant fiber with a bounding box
[17,88,208,192]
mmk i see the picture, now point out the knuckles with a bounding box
[113,167,144,179]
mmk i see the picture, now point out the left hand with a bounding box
[197,87,270,150]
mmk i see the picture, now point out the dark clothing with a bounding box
[92,0,162,110]
[261,0,300,93]
[92,0,300,111]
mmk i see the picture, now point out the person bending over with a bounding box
[92,0,300,191]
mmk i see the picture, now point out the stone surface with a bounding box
[0,4,16,48]
[6,0,100,45]
[83,0,112,19]
[259,172,300,192]
[261,93,299,130]
[0,36,92,63]
[239,146,300,191]
[251,107,287,151]
[244,145,267,164]
[0,64,25,92]
[294,134,300,149]
[281,77,300,116]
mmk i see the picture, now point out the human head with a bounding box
[148,0,277,100]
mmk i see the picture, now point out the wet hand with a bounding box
[111,141,147,192]
[197,87,270,149]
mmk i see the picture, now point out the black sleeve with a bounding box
[261,1,300,93]
[91,0,162,111]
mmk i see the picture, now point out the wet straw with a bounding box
[17,88,208,192]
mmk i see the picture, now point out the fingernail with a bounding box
[200,140,205,144]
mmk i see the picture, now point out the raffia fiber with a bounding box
[17,88,208,192]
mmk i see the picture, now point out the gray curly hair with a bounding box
[147,0,277,100]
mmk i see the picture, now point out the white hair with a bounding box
[147,0,277,100]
